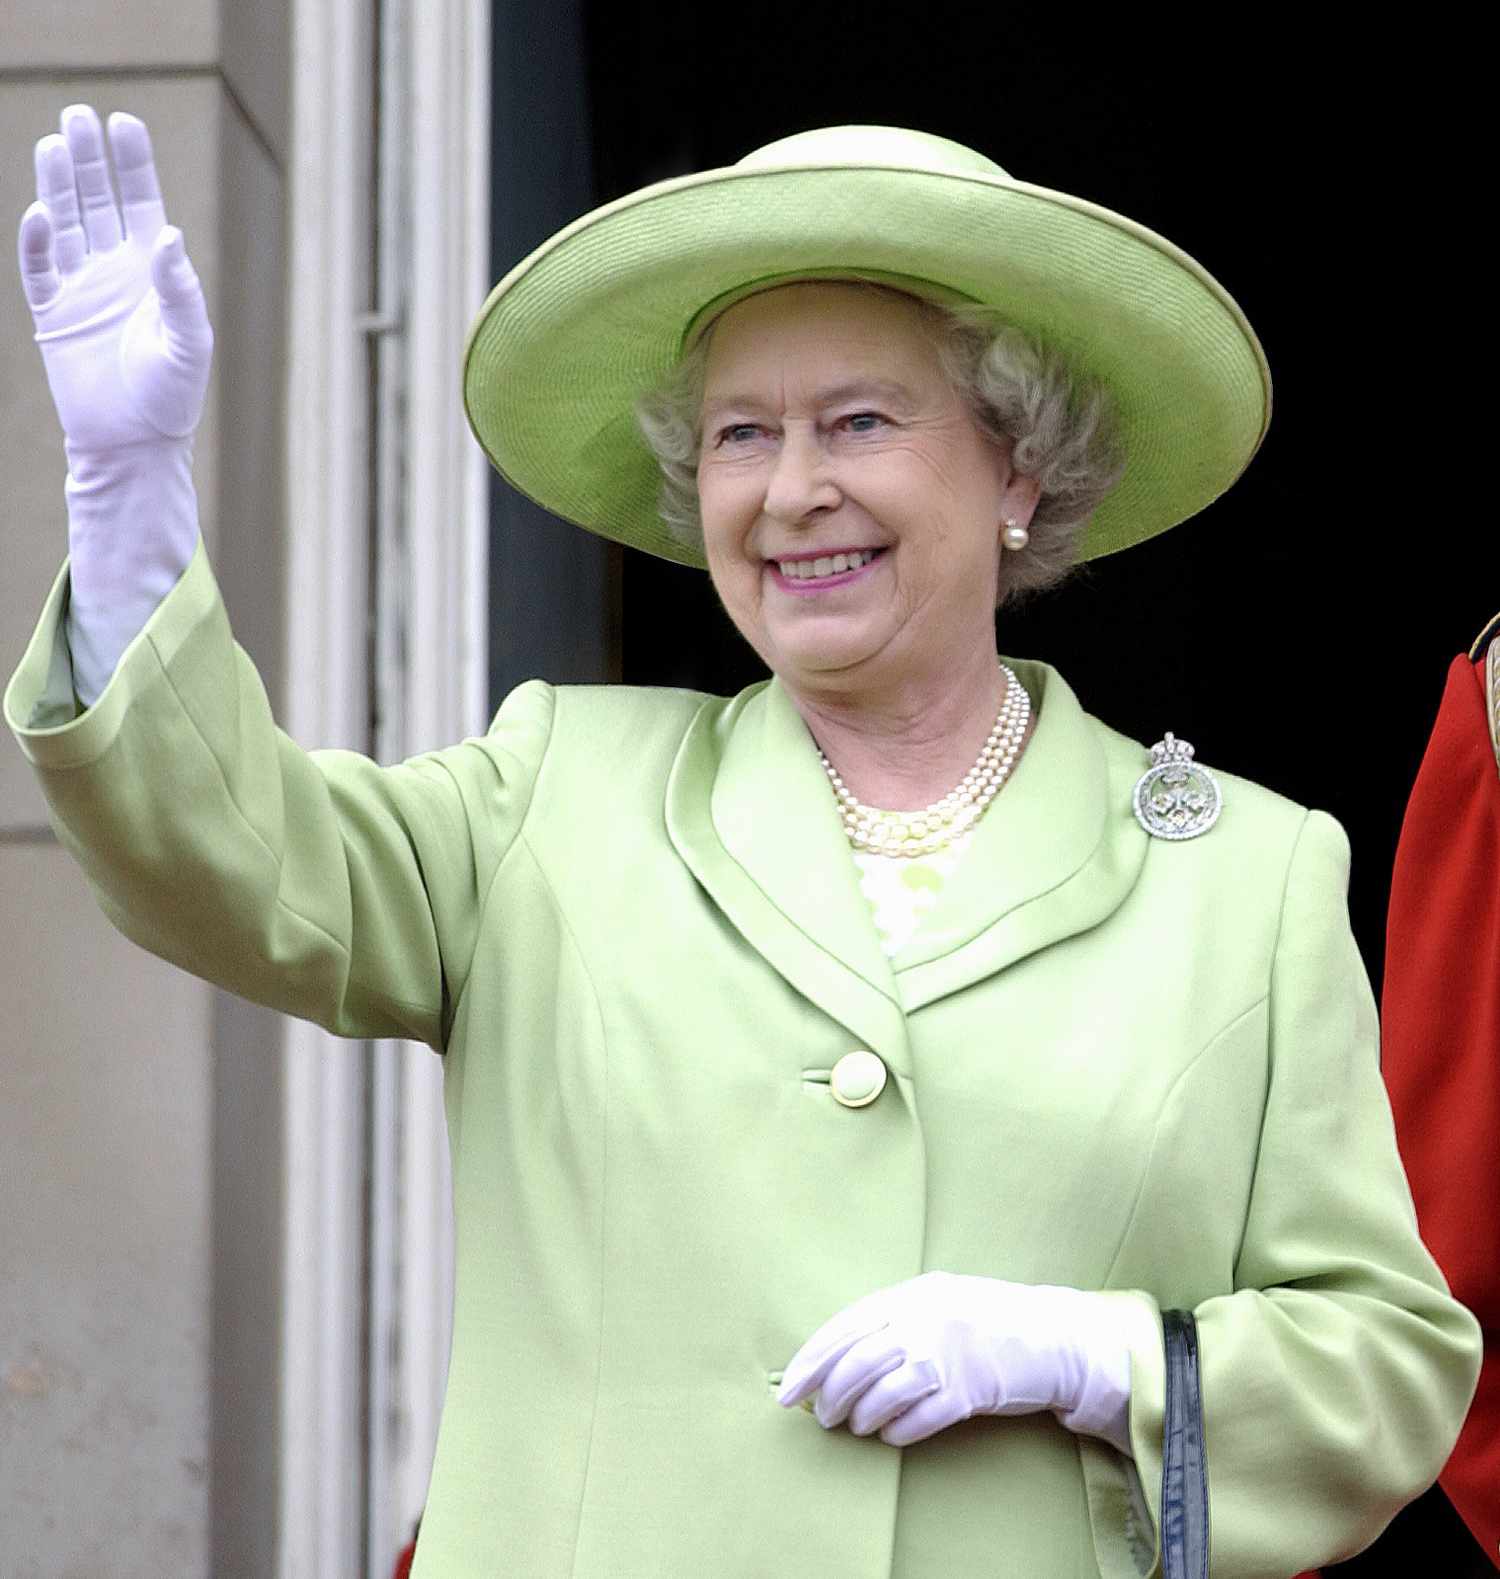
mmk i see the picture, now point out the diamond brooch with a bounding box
[1132,732,1223,841]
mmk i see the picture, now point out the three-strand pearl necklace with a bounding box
[818,663,1031,859]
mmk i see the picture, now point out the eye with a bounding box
[840,411,888,434]
[714,423,761,446]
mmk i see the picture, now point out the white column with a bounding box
[281,1,376,1574]
[369,0,490,1566]
[281,0,489,1570]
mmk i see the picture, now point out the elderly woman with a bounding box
[7,110,1481,1578]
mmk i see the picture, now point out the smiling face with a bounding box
[695,281,1039,705]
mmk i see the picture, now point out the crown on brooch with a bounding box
[1132,733,1223,841]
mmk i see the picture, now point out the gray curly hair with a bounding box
[632,282,1126,606]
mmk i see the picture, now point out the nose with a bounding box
[762,423,841,525]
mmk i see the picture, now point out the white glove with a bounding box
[776,1270,1144,1456]
[18,103,213,706]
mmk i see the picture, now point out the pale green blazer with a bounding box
[5,542,1481,1579]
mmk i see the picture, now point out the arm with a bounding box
[9,104,553,1049]
[1122,809,1483,1576]
[5,540,553,1050]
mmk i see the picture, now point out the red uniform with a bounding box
[1382,637,1500,1567]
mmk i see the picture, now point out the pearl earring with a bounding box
[1001,519,1030,552]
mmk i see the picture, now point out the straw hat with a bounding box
[462,124,1271,568]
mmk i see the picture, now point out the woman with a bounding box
[8,110,1481,1577]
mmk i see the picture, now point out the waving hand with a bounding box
[20,104,212,450]
[16,105,213,706]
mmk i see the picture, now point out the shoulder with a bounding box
[486,677,717,735]
[1082,706,1357,979]
[547,679,721,754]
[1080,699,1349,920]
[483,677,728,796]
[1089,707,1315,846]
[1013,655,1315,852]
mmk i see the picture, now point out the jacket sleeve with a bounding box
[1119,808,1482,1578]
[3,540,554,1052]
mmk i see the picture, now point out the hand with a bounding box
[16,105,212,706]
[18,103,212,453]
[776,1270,1135,1452]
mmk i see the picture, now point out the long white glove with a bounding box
[776,1270,1150,1456]
[17,103,213,707]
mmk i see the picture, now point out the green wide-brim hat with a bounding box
[462,125,1272,569]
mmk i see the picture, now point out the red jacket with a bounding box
[1382,649,1499,1566]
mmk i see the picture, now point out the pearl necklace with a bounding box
[818,663,1031,858]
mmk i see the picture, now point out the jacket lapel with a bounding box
[665,677,911,1070]
[890,658,1149,1011]
[664,658,1148,1042]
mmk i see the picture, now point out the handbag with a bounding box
[1160,1310,1210,1579]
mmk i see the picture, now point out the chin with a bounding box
[774,645,883,684]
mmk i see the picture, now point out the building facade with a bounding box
[0,3,494,1573]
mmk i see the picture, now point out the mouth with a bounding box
[765,547,888,593]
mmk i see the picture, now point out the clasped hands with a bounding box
[776,1270,1136,1456]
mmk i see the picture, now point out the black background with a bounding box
[554,9,1488,1571]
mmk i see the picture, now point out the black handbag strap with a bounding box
[1160,1310,1209,1579]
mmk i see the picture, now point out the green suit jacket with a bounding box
[5,543,1481,1579]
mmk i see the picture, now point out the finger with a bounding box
[813,1336,913,1429]
[151,227,212,350]
[61,103,123,254]
[776,1313,891,1407]
[878,1387,966,1448]
[847,1365,944,1438]
[34,133,86,276]
[108,113,166,244]
[18,202,61,310]
[141,227,214,435]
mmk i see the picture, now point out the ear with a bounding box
[1000,468,1043,528]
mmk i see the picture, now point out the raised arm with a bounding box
[7,106,552,1050]
[1122,810,1483,1574]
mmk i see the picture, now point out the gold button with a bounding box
[829,1050,887,1108]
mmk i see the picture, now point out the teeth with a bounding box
[777,549,878,579]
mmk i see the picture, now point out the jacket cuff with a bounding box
[1079,1290,1166,1579]
[4,535,216,772]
